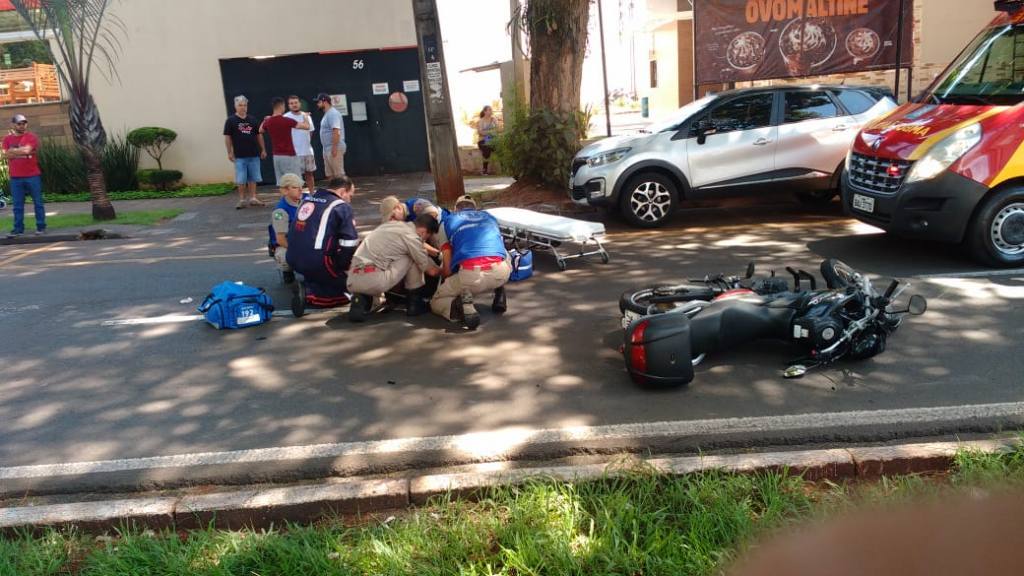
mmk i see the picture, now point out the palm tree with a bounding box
[12,0,124,220]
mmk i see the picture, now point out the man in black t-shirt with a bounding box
[223,95,267,209]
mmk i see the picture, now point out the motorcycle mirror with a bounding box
[908,294,927,316]
[783,364,808,379]
[745,261,755,279]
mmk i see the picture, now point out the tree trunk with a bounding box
[527,0,591,114]
[82,145,115,220]
[70,91,115,220]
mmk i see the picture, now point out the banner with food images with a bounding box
[694,0,914,85]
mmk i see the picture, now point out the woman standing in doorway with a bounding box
[477,106,498,175]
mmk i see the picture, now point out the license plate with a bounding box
[852,194,875,213]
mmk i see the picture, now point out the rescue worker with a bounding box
[429,195,509,330]
[346,196,442,322]
[267,173,305,285]
[285,176,359,317]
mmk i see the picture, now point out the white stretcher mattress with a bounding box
[485,207,606,243]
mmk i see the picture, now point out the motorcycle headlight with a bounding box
[905,123,982,184]
[587,148,631,168]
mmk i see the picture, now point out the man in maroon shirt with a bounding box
[259,97,310,188]
[3,114,44,237]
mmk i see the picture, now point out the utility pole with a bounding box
[598,0,612,137]
[412,0,464,207]
[894,0,906,102]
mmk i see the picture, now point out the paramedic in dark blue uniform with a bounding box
[428,195,510,330]
[285,176,359,317]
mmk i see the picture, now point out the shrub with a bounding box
[37,139,87,194]
[492,101,591,188]
[101,133,140,191]
[137,168,183,191]
[127,127,177,170]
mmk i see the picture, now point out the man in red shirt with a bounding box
[259,97,310,188]
[3,114,44,237]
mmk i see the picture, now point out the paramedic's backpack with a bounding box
[198,281,274,329]
[509,248,533,282]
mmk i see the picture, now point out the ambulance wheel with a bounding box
[557,259,567,272]
[601,252,610,264]
[968,186,1024,267]
[620,172,678,228]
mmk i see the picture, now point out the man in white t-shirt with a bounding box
[285,95,317,191]
[316,93,346,177]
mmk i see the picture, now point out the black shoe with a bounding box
[491,286,507,315]
[461,291,480,330]
[349,293,372,323]
[406,288,427,317]
[282,270,296,285]
[291,283,306,317]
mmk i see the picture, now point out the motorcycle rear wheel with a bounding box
[619,284,717,315]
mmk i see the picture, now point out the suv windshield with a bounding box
[928,23,1024,106]
[643,94,716,133]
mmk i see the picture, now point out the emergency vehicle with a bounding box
[843,0,1024,266]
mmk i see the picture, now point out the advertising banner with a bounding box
[695,0,914,85]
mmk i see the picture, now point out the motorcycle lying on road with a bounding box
[621,259,928,387]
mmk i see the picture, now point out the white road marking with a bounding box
[5,401,1024,481]
[914,268,1024,279]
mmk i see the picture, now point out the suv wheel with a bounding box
[620,172,678,228]
[968,186,1024,267]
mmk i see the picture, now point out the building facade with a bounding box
[88,0,428,183]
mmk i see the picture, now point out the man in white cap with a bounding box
[3,114,45,237]
[346,196,441,322]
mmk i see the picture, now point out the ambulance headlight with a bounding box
[905,123,982,184]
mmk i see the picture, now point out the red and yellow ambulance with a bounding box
[843,0,1024,266]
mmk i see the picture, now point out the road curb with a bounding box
[2,438,1016,533]
[6,402,1024,498]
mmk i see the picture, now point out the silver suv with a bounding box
[570,86,897,227]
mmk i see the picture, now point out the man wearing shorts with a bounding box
[316,93,346,177]
[259,97,310,186]
[285,95,317,192]
[223,95,267,209]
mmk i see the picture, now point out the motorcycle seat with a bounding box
[763,292,811,310]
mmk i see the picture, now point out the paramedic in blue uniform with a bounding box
[429,195,509,330]
[286,176,359,317]
[268,173,305,285]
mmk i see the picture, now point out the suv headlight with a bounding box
[905,123,982,184]
[587,148,631,168]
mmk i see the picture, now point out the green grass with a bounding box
[27,183,235,204]
[1,209,183,231]
[2,445,1024,576]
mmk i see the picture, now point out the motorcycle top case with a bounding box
[623,312,695,386]
[197,281,274,330]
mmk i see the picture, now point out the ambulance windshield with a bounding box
[927,23,1024,106]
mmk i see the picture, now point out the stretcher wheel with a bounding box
[557,259,567,271]
[601,252,610,264]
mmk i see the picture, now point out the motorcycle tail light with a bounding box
[628,320,650,384]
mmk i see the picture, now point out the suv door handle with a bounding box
[833,124,850,132]
[753,138,772,146]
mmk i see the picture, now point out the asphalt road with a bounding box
[2,187,1022,468]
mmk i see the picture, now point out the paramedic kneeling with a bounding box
[267,173,305,285]
[429,195,510,330]
[285,176,359,317]
[346,196,441,322]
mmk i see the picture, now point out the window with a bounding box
[650,60,658,88]
[834,90,877,115]
[703,93,774,134]
[784,91,838,123]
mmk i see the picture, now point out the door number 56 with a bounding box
[352,59,365,70]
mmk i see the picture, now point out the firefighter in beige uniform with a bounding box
[429,195,509,330]
[268,173,305,284]
[347,196,441,322]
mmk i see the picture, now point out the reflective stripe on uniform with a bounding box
[339,239,359,247]
[314,199,347,250]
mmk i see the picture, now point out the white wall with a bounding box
[89,0,416,183]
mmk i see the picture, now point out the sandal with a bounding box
[235,200,247,209]
[248,197,266,207]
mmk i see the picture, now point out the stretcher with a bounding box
[485,207,610,271]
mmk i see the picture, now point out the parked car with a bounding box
[570,85,897,227]
[843,1,1024,267]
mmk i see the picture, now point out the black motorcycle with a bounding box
[622,259,927,387]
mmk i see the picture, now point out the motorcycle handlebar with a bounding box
[883,279,899,300]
